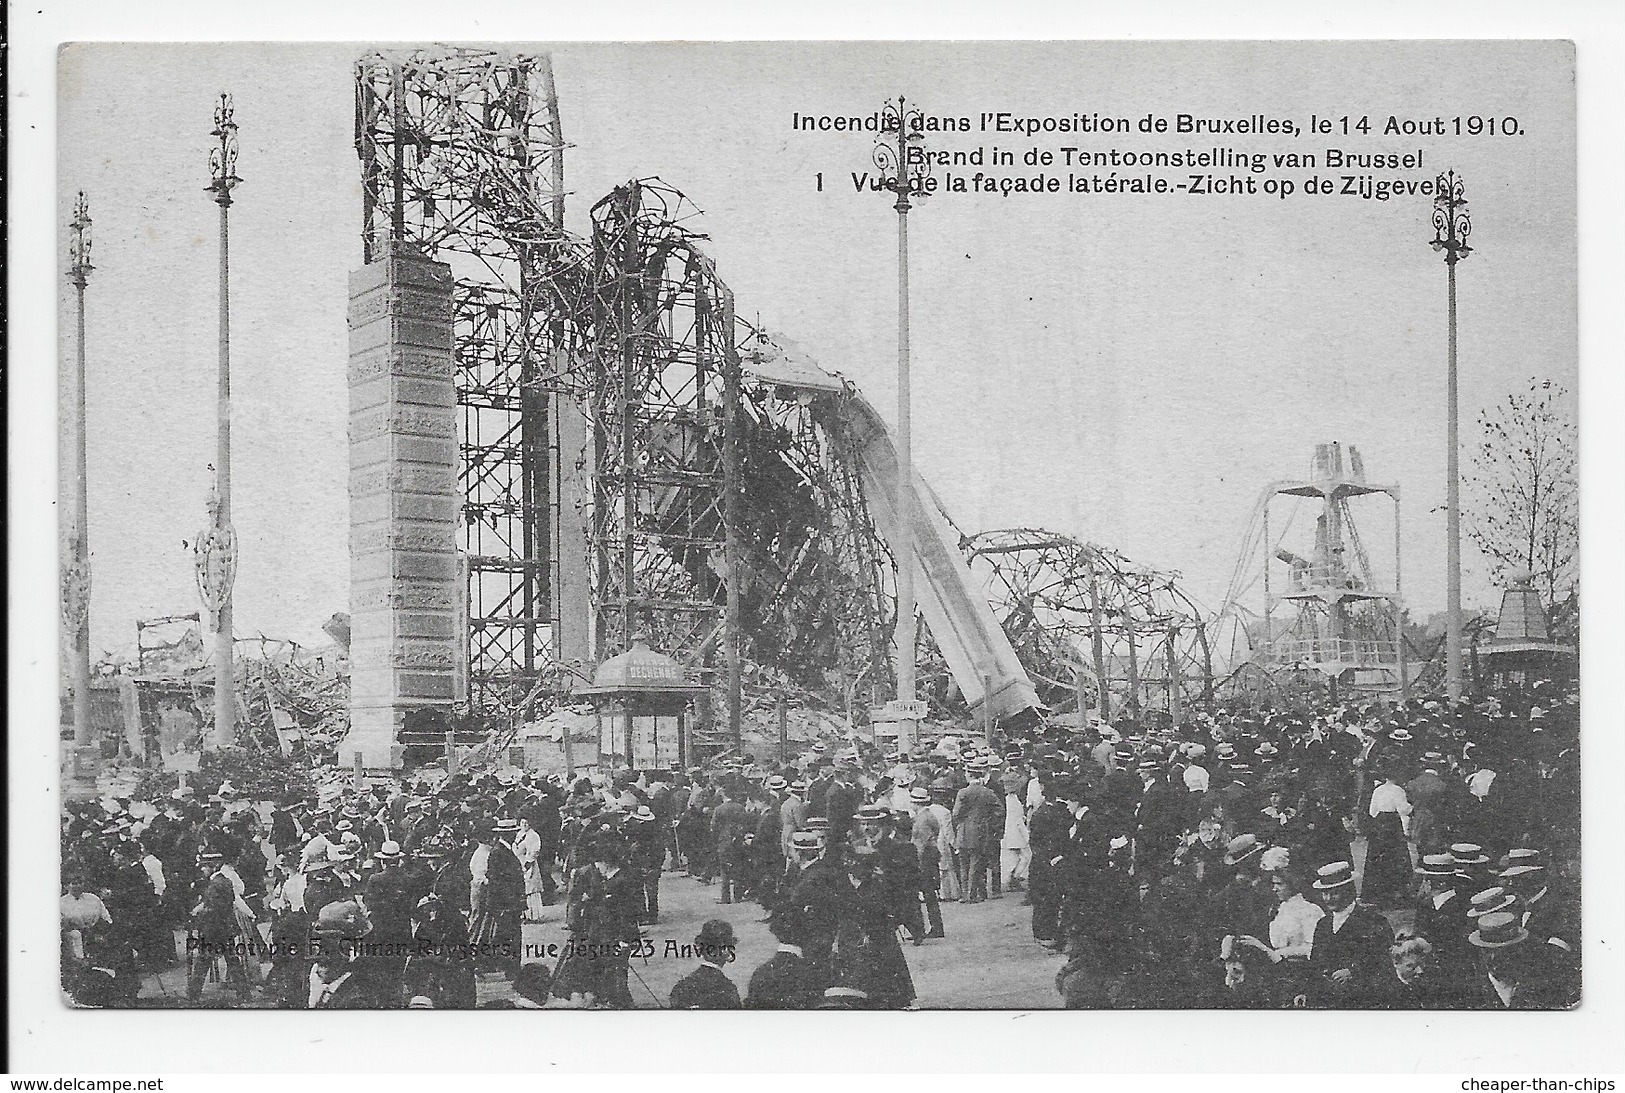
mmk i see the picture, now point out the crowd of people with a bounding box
[60,683,1580,1010]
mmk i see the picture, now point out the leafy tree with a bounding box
[1465,378,1578,618]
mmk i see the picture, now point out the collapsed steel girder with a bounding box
[964,528,1214,721]
[738,332,896,702]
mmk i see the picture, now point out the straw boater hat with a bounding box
[1470,910,1530,949]
[1466,887,1517,918]
[767,774,788,792]
[1223,834,1264,867]
[909,786,930,804]
[1504,848,1546,872]
[375,840,404,863]
[791,831,822,852]
[1417,853,1456,878]
[1312,861,1357,890]
[631,806,656,823]
[1451,843,1490,868]
[855,804,890,823]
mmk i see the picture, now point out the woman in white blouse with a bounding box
[1233,848,1323,998]
[1364,766,1414,908]
[513,817,546,921]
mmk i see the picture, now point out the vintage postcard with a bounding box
[54,40,1577,1016]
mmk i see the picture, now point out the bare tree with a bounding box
[1465,378,1578,617]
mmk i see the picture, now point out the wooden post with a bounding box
[1088,558,1109,723]
[777,694,788,762]
[444,730,456,776]
[1165,627,1182,727]
[983,669,995,749]
[1393,490,1409,699]
[562,697,575,779]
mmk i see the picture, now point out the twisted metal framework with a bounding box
[964,528,1213,722]
[737,334,897,703]
[586,181,737,664]
[356,49,584,712]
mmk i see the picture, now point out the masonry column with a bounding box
[345,242,459,771]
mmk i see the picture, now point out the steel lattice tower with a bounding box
[355,48,585,716]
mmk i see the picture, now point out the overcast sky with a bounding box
[57,40,1576,659]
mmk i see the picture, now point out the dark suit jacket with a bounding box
[1310,901,1394,1004]
[745,949,825,1009]
[479,842,527,912]
[711,801,749,858]
[1133,778,1183,864]
[823,781,863,846]
[951,782,1001,851]
[669,963,741,1009]
[1027,801,1070,881]
[1102,769,1143,832]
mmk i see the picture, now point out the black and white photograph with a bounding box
[45,36,1585,1022]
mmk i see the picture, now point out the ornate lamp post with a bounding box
[872,97,932,752]
[1430,170,1472,703]
[197,92,242,747]
[65,192,98,796]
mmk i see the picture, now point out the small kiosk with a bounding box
[576,634,707,771]
[1480,571,1576,691]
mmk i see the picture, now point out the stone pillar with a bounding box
[345,242,458,771]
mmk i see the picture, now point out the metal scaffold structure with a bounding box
[355,48,586,720]
[586,181,734,664]
[354,49,906,748]
[963,529,1213,724]
[1212,441,1406,701]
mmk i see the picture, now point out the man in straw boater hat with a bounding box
[1468,906,1577,1009]
[1307,860,1394,1007]
[360,840,413,1005]
[951,756,1001,904]
[1412,852,1472,993]
[469,819,525,978]
[1212,834,1272,944]
[186,847,253,1004]
[403,838,477,1010]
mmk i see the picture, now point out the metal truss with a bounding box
[355,48,586,714]
[737,333,896,707]
[964,528,1214,723]
[587,181,736,665]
